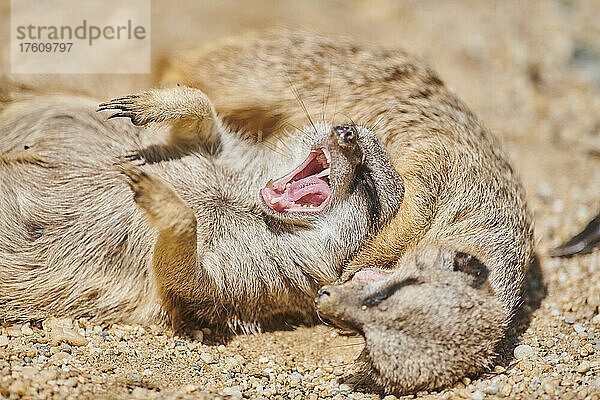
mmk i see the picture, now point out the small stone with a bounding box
[50,351,71,364]
[592,314,600,325]
[21,324,34,336]
[0,335,8,347]
[39,369,58,382]
[190,364,202,372]
[59,343,72,354]
[573,324,585,334]
[339,384,352,393]
[8,380,27,396]
[142,368,154,377]
[128,374,142,382]
[21,366,38,379]
[217,344,226,352]
[259,356,269,363]
[500,383,512,397]
[183,384,200,393]
[199,353,213,363]
[6,326,22,337]
[23,356,32,363]
[483,384,499,395]
[383,396,398,400]
[289,372,302,386]
[577,360,591,373]
[37,345,51,356]
[49,327,88,346]
[470,390,485,400]
[63,377,78,387]
[514,344,534,360]
[174,340,186,347]
[542,380,556,394]
[132,387,149,399]
[43,317,73,331]
[222,386,242,398]
[493,365,506,373]
[191,330,204,342]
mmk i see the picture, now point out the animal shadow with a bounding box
[494,254,546,365]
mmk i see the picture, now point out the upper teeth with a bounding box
[316,168,330,178]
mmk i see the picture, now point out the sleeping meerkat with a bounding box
[159,30,535,392]
[0,86,403,332]
[316,246,506,394]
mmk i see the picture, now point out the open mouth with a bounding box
[261,147,331,213]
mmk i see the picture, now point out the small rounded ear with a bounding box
[452,252,489,287]
[413,246,454,271]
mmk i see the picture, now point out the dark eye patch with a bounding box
[362,278,420,308]
[453,252,489,287]
[355,164,381,226]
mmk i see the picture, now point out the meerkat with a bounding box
[159,30,535,391]
[315,245,506,394]
[0,86,404,332]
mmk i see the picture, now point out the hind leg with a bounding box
[122,165,199,330]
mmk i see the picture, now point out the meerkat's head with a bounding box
[260,123,403,226]
[314,246,508,394]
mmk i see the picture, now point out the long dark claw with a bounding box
[107,112,134,120]
[549,214,600,257]
[97,95,139,112]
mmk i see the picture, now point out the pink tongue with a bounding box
[285,176,330,204]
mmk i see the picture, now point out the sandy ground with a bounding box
[2,0,600,398]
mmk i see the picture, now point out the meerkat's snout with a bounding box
[259,123,366,216]
[332,124,358,147]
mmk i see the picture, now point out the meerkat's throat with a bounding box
[261,147,331,213]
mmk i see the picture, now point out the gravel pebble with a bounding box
[514,344,535,360]
[6,326,22,337]
[470,390,485,400]
[482,384,498,395]
[49,327,88,347]
[199,353,213,363]
[577,360,591,373]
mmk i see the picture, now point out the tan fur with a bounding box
[0,86,404,334]
[0,30,535,393]
[316,246,507,394]
[159,29,535,392]
[161,29,534,310]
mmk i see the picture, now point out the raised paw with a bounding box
[98,92,156,126]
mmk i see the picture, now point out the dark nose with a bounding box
[317,287,331,299]
[333,125,357,147]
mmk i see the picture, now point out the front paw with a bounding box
[98,92,157,126]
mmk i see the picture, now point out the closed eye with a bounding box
[362,278,421,308]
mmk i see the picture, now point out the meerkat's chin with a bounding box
[260,147,332,214]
